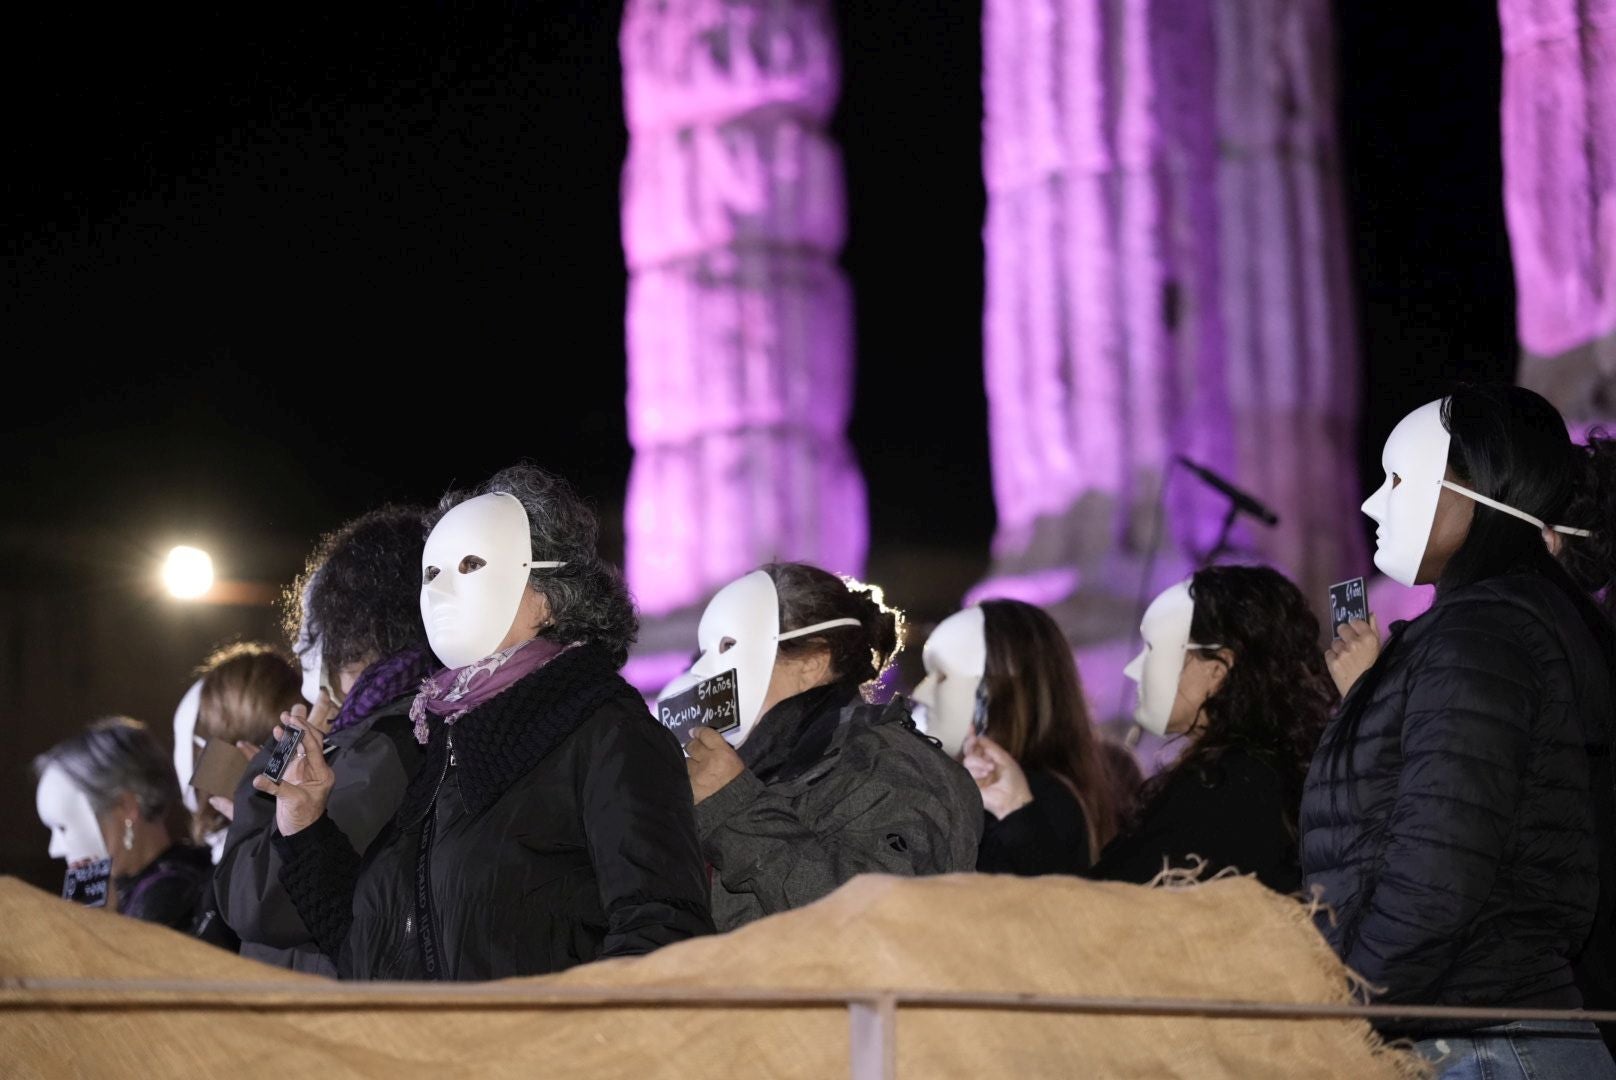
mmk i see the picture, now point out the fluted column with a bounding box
[1499,0,1616,418]
[620,0,865,624]
[978,0,1360,631]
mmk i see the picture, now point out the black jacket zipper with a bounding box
[413,728,453,979]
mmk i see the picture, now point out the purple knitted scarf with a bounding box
[329,645,441,734]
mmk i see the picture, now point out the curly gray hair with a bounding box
[430,463,639,668]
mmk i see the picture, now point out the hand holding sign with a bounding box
[658,670,742,747]
[686,727,746,805]
[1326,578,1380,698]
[62,858,112,907]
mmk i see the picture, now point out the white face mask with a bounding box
[35,764,108,864]
[293,574,325,705]
[171,678,204,814]
[1363,399,1451,588]
[911,607,986,758]
[658,570,861,748]
[420,493,566,669]
[1122,582,1220,737]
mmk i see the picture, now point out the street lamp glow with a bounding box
[163,546,214,600]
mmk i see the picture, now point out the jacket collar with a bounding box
[398,643,640,822]
[739,678,866,782]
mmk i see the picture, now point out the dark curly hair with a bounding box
[283,505,430,672]
[768,563,903,689]
[432,463,638,669]
[1138,565,1336,839]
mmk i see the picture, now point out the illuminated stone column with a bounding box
[619,0,865,617]
[619,0,865,684]
[1499,0,1616,418]
[978,0,1360,638]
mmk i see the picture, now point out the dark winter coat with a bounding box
[215,693,422,975]
[976,769,1094,876]
[274,644,714,980]
[116,843,212,931]
[694,680,982,931]
[1300,574,1613,1009]
[1091,748,1302,893]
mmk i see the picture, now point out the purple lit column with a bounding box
[978,0,1360,633]
[619,1,866,640]
[1500,0,1616,415]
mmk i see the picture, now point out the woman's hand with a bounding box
[1326,615,1382,698]
[250,706,334,836]
[686,727,746,805]
[962,734,1034,820]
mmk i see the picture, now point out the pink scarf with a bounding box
[409,637,576,745]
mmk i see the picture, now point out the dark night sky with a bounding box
[4,1,1516,588]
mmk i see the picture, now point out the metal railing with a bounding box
[6,978,1616,1079]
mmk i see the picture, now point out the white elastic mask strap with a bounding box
[521,561,568,570]
[776,617,862,643]
[1438,480,1593,538]
[1186,642,1223,652]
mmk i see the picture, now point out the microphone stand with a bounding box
[1201,501,1242,568]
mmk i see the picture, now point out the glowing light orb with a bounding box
[163,546,214,600]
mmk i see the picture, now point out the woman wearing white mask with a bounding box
[665,563,980,931]
[1092,565,1334,894]
[256,465,713,979]
[1301,386,1616,1075]
[34,718,210,930]
[911,599,1127,875]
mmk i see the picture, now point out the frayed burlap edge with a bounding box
[1143,857,1432,1079]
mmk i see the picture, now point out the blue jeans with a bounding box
[1414,1021,1616,1079]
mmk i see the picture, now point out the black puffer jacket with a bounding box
[1300,574,1613,1008]
[275,644,714,980]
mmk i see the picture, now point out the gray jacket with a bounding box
[695,682,981,931]
[214,695,421,974]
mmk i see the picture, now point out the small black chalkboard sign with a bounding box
[658,669,742,747]
[63,858,111,907]
[1329,576,1370,632]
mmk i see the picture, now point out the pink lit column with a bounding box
[1500,0,1616,416]
[618,1,865,683]
[978,0,1361,640]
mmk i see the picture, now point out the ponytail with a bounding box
[1559,431,1616,610]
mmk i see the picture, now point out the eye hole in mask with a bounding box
[423,566,441,584]
[458,555,487,575]
[718,637,737,654]
[1392,473,1402,489]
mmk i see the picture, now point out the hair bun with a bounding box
[846,580,904,676]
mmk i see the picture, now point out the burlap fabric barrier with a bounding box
[0,873,1422,1078]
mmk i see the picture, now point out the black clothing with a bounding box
[116,843,211,931]
[216,693,421,975]
[976,769,1093,876]
[1300,574,1612,1009]
[276,645,714,980]
[1092,748,1301,893]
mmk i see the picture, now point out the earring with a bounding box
[122,818,134,851]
